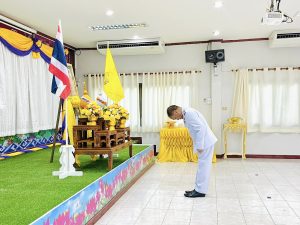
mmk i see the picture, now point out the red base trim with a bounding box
[217,154,300,159]
[246,154,300,159]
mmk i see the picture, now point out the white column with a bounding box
[210,42,223,155]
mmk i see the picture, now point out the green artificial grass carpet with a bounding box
[0,145,149,225]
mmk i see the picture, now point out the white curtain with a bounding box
[141,71,200,132]
[248,68,300,132]
[87,74,105,102]
[231,69,249,122]
[86,70,201,133]
[0,42,59,137]
[120,74,140,132]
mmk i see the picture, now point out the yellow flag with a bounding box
[62,99,76,145]
[104,48,124,103]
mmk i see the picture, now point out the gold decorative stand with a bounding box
[223,118,247,159]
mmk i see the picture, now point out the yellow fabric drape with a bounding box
[36,41,68,59]
[32,40,53,59]
[0,28,33,51]
[158,128,216,163]
[0,28,68,60]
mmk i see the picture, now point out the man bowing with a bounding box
[167,105,217,198]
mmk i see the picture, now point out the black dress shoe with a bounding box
[185,189,195,194]
[184,190,206,198]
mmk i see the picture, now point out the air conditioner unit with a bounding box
[96,38,165,55]
[269,30,300,48]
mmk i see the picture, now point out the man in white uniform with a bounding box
[167,105,217,198]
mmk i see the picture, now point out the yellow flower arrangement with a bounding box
[102,103,129,125]
[80,101,103,120]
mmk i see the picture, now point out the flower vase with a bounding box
[119,118,126,128]
[109,120,116,131]
[88,115,98,123]
[89,115,98,122]
[79,114,88,119]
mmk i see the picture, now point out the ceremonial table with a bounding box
[157,127,216,163]
[73,123,132,170]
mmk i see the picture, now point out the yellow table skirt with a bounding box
[157,128,216,163]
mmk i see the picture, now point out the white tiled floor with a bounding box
[95,159,300,225]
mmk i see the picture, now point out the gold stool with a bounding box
[223,117,247,159]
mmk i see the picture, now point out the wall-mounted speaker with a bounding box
[205,49,225,64]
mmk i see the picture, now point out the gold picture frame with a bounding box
[67,63,79,96]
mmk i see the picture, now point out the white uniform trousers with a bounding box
[195,145,214,194]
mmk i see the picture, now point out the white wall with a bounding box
[221,41,300,155]
[75,41,300,155]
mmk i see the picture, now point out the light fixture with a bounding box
[106,10,114,16]
[214,1,223,8]
[89,23,147,31]
[133,35,140,39]
[213,30,220,36]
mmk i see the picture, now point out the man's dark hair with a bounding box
[167,105,179,117]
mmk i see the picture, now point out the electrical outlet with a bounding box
[203,98,212,105]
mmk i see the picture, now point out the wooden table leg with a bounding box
[108,152,113,171]
[106,134,111,148]
[83,130,87,147]
[129,144,133,157]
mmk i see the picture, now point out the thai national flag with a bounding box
[49,20,71,100]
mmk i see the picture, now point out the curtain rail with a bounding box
[232,67,300,72]
[84,70,202,77]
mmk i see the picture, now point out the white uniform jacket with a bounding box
[183,107,217,152]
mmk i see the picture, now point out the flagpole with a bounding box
[106,41,109,105]
[50,20,82,178]
[50,98,64,163]
[65,97,69,146]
